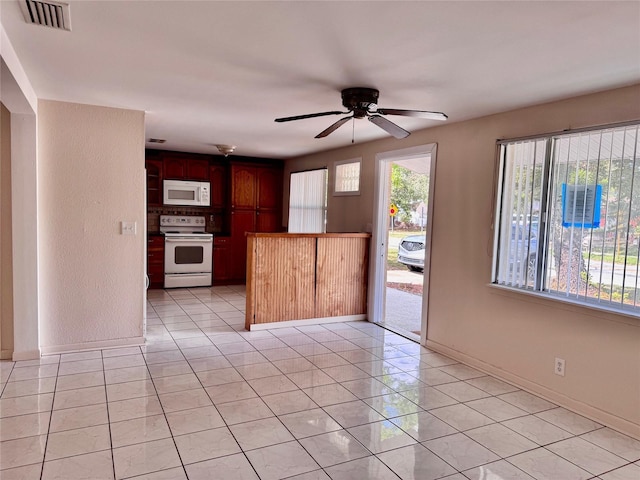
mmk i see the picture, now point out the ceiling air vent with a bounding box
[20,0,71,31]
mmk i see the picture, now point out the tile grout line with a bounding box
[38,357,61,480]
[100,348,118,480]
[167,288,267,480]
[2,284,637,478]
[169,289,443,478]
[141,300,192,480]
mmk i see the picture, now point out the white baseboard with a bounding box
[426,339,640,440]
[40,337,145,356]
[249,315,367,331]
[11,349,41,361]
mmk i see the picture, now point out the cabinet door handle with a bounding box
[148,254,154,257]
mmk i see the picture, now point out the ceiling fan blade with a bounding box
[376,108,448,121]
[274,111,347,123]
[368,115,410,139]
[315,116,352,138]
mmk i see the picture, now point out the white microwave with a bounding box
[163,180,210,207]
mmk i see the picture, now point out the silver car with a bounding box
[398,234,425,272]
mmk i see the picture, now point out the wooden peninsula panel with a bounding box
[245,233,371,329]
[251,236,315,324]
[316,237,369,318]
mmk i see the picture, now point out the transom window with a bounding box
[493,123,639,316]
[333,159,361,195]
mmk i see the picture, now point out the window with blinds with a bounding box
[494,123,639,315]
[334,159,361,195]
[288,168,328,234]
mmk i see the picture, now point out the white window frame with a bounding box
[333,158,361,196]
[492,121,640,318]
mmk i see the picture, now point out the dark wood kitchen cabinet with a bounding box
[145,149,284,285]
[230,165,257,209]
[187,159,210,181]
[213,236,231,283]
[228,210,280,281]
[163,154,210,181]
[145,159,163,206]
[230,164,282,211]
[163,156,186,179]
[256,210,280,233]
[147,235,165,288]
[228,163,283,282]
[229,209,257,281]
[209,163,227,209]
[256,167,281,211]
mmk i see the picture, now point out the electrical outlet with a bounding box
[554,357,565,376]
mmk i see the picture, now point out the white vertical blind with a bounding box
[335,161,361,194]
[496,139,546,289]
[495,123,639,314]
[546,125,639,309]
[288,169,328,233]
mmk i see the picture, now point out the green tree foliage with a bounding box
[390,164,429,224]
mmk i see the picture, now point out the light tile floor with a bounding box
[1,285,639,480]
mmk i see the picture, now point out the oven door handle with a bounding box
[165,237,213,243]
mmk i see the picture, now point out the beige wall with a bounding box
[0,102,13,358]
[38,100,146,352]
[284,84,640,437]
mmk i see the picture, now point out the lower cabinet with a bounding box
[227,208,281,282]
[213,237,231,284]
[147,235,164,288]
[256,210,279,233]
[230,210,257,281]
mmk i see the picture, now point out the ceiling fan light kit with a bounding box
[275,87,447,140]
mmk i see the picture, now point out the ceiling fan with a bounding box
[274,87,448,139]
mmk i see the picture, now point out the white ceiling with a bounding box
[2,1,639,159]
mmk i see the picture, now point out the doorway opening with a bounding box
[369,144,437,344]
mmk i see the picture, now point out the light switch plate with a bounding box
[121,221,137,235]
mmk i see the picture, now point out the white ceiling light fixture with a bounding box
[20,0,72,31]
[215,145,236,157]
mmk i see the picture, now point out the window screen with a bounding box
[494,123,639,315]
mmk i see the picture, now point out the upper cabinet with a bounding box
[187,159,210,181]
[256,167,282,210]
[231,164,282,211]
[163,156,186,179]
[163,153,210,181]
[209,163,227,209]
[145,158,164,206]
[231,164,257,209]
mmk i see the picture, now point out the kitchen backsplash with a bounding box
[147,207,224,234]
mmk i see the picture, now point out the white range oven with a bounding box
[160,215,213,288]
